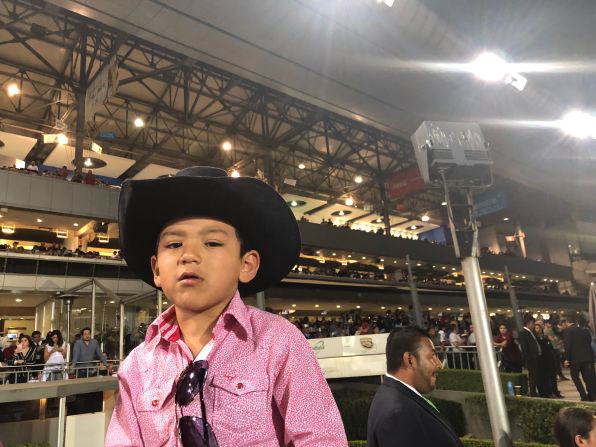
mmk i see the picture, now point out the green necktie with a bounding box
[422,396,440,413]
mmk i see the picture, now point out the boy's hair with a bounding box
[554,407,596,447]
[386,326,429,373]
[81,327,92,335]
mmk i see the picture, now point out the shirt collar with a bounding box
[385,373,424,399]
[145,290,253,349]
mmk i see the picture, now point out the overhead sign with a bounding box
[385,166,425,200]
[474,189,509,218]
[85,55,118,122]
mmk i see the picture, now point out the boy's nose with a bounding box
[180,250,201,263]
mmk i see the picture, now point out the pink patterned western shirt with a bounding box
[106,291,347,446]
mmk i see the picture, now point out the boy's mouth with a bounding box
[178,271,203,284]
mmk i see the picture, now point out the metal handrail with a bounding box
[0,359,122,385]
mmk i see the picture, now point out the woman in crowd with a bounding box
[42,330,67,381]
[493,323,523,373]
[554,407,596,447]
[8,334,36,383]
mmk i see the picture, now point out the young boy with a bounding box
[106,166,347,446]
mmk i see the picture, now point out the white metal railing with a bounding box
[437,345,503,370]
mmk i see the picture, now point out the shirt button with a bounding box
[151,399,159,407]
[236,383,244,390]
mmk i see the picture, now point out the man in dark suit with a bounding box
[519,314,541,397]
[367,326,463,447]
[563,313,596,401]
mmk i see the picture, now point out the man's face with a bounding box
[151,218,259,314]
[411,337,443,394]
[82,329,92,342]
[32,333,41,344]
[534,321,544,335]
[526,320,535,331]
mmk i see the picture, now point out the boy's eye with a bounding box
[165,241,182,249]
[205,241,223,247]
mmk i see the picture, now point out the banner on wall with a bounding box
[308,333,389,359]
[385,166,426,200]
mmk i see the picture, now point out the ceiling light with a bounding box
[421,214,430,222]
[292,304,297,307]
[332,253,336,256]
[381,306,385,310]
[57,133,68,145]
[109,300,115,304]
[73,222,79,227]
[441,201,447,206]
[447,308,451,311]
[133,117,144,128]
[393,260,397,263]
[416,263,422,267]
[362,256,366,260]
[84,158,93,168]
[298,163,306,170]
[36,218,43,223]
[231,170,240,178]
[15,298,22,302]
[356,305,361,309]
[503,217,509,221]
[376,218,383,223]
[452,267,456,271]
[380,258,384,262]
[315,304,319,308]
[428,307,432,311]
[442,266,446,270]
[336,305,341,309]
[498,309,502,312]
[221,140,232,151]
[459,308,464,311]
[338,210,345,216]
[7,82,20,97]
[316,250,320,254]
[471,52,508,82]
[355,176,363,184]
[290,200,298,207]
[410,225,417,230]
[347,254,351,258]
[559,110,596,139]
[345,197,354,206]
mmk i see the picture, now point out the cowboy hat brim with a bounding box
[118,172,301,296]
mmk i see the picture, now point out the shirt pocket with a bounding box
[211,374,271,433]
[136,388,173,446]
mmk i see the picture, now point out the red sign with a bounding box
[385,166,425,200]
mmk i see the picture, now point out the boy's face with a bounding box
[151,218,260,313]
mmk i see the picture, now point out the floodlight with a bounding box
[345,196,354,206]
[559,110,596,139]
[222,140,232,151]
[57,133,68,145]
[6,82,20,97]
[231,169,240,178]
[471,52,508,82]
[355,175,363,184]
[133,117,144,128]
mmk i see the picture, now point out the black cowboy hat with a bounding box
[118,166,301,296]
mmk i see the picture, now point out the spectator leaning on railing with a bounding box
[71,327,110,378]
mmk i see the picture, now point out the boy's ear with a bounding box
[238,250,260,285]
[150,255,162,288]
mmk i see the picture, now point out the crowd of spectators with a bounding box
[0,241,121,260]
[0,328,112,384]
[1,163,113,187]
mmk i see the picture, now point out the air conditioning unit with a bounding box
[411,121,492,187]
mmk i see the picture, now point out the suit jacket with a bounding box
[563,325,595,364]
[367,376,463,447]
[519,327,541,364]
